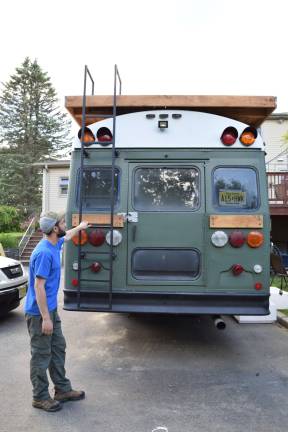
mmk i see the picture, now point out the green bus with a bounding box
[64,68,276,321]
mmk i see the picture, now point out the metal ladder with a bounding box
[77,64,122,310]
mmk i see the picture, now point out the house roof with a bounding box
[65,95,277,128]
[34,160,70,168]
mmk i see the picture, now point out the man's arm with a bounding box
[64,221,90,242]
[34,277,53,336]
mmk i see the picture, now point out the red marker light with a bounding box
[255,282,262,290]
[232,264,244,276]
[97,127,113,144]
[91,262,101,273]
[221,127,238,146]
[72,278,78,286]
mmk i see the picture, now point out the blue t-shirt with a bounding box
[24,237,65,315]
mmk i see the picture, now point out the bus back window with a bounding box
[133,167,200,211]
[76,167,120,209]
[213,167,259,211]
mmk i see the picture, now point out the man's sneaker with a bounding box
[54,389,85,403]
[32,398,62,412]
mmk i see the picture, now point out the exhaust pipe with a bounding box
[213,315,226,330]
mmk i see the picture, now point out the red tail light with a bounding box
[229,231,245,248]
[88,229,105,247]
[255,282,262,290]
[232,264,244,276]
[97,127,113,144]
[71,278,78,286]
[221,127,238,146]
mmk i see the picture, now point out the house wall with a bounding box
[261,116,288,171]
[42,167,70,213]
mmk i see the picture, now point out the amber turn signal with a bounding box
[247,231,264,248]
[72,230,88,246]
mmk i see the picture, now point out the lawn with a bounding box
[270,275,288,292]
[0,232,24,249]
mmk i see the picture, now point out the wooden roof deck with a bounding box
[65,95,277,127]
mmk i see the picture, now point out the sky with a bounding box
[1,0,287,132]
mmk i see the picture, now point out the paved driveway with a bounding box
[1,287,288,432]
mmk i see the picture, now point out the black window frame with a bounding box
[212,165,260,212]
[76,166,121,211]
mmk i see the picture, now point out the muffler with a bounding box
[213,315,226,330]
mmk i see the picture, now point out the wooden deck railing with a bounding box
[267,172,288,206]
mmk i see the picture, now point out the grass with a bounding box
[0,232,24,249]
[270,275,288,292]
[279,309,288,317]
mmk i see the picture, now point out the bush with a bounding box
[0,206,21,232]
[0,232,23,248]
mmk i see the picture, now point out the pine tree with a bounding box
[0,57,71,215]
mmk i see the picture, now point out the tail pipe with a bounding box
[213,315,226,330]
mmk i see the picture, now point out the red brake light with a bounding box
[232,264,244,276]
[88,229,105,247]
[229,231,245,248]
[221,127,238,146]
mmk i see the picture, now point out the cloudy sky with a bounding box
[1,0,287,130]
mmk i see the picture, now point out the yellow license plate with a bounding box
[19,286,27,299]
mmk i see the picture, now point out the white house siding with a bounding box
[261,116,288,171]
[42,167,70,213]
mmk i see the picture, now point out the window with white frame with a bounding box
[59,177,69,195]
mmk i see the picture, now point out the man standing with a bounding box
[25,211,89,412]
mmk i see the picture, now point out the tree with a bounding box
[0,57,71,215]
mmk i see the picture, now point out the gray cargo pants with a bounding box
[26,309,72,400]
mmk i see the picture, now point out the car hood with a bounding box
[0,256,22,269]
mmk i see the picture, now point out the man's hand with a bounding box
[64,220,91,241]
[42,317,53,335]
[79,221,90,230]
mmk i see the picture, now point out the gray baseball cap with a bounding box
[39,211,65,234]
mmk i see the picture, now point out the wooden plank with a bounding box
[72,213,124,228]
[210,215,263,228]
[65,95,276,127]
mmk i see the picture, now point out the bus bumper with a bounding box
[63,290,270,315]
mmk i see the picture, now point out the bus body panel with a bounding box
[64,112,270,315]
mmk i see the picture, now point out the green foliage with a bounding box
[0,232,23,248]
[0,57,72,215]
[0,206,21,232]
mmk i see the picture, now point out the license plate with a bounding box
[18,286,27,299]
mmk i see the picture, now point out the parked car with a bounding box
[0,256,28,315]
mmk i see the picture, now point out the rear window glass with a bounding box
[76,167,120,210]
[133,167,200,211]
[213,167,259,211]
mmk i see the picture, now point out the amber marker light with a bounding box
[240,127,257,146]
[71,230,88,246]
[78,127,95,146]
[247,231,264,248]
